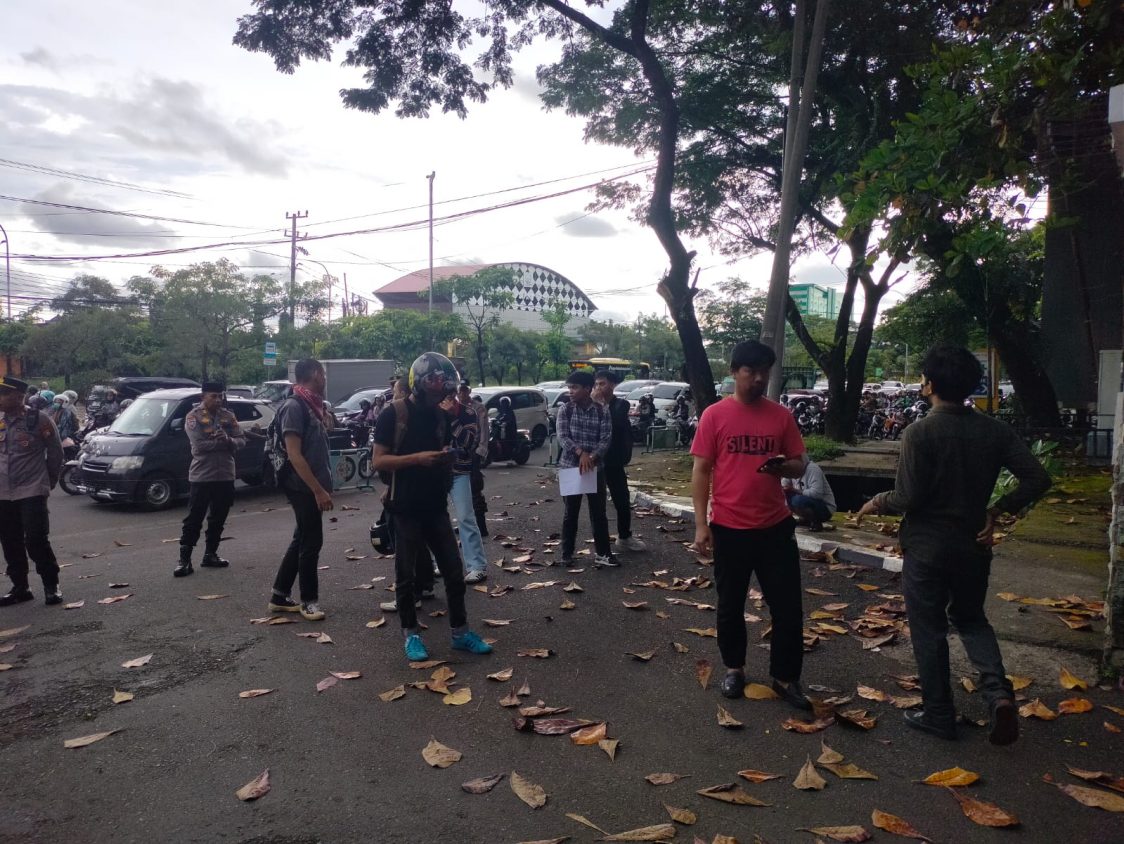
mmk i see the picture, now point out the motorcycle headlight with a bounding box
[110,456,144,472]
[77,452,87,465]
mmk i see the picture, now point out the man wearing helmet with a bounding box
[372,352,493,662]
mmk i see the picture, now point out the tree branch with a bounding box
[785,293,831,373]
[536,0,638,57]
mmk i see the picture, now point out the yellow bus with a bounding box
[568,358,651,379]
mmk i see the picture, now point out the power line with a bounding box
[0,157,195,200]
[0,194,257,229]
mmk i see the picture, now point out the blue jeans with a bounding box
[787,493,831,524]
[450,473,487,573]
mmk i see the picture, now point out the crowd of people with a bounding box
[0,340,1051,746]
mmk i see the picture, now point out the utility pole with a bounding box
[0,221,10,321]
[286,211,308,328]
[427,171,436,315]
[342,273,349,319]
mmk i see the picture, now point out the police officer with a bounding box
[0,375,65,606]
[173,381,246,577]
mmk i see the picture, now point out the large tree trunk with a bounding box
[989,317,1061,427]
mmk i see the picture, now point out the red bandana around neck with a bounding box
[292,384,326,423]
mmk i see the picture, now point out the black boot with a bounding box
[44,585,63,606]
[173,547,194,578]
[200,550,230,568]
[0,587,34,606]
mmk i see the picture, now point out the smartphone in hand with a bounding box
[757,455,786,473]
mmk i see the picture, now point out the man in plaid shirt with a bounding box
[556,370,617,567]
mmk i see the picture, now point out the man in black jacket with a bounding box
[594,371,645,554]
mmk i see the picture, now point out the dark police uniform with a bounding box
[0,376,65,606]
[174,399,246,576]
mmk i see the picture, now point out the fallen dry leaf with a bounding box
[600,823,678,841]
[664,804,697,825]
[499,691,521,707]
[235,768,271,802]
[696,782,770,806]
[717,705,743,729]
[379,685,406,702]
[1057,697,1093,715]
[108,582,129,588]
[672,642,689,653]
[98,594,132,605]
[113,539,133,547]
[560,598,577,610]
[738,770,783,783]
[487,667,514,682]
[821,762,878,780]
[1059,666,1088,691]
[238,689,275,699]
[744,683,780,700]
[532,718,591,736]
[1019,698,1058,720]
[567,813,607,834]
[626,649,656,661]
[622,601,648,610]
[511,771,547,808]
[817,739,844,765]
[696,659,712,690]
[571,723,607,745]
[111,689,134,705]
[646,773,689,786]
[796,826,871,842]
[421,739,462,768]
[1106,722,1122,734]
[462,773,505,794]
[562,581,583,592]
[409,659,447,670]
[794,757,827,791]
[836,708,878,730]
[196,594,228,601]
[518,648,553,659]
[921,767,979,787]
[1064,766,1118,783]
[871,809,930,841]
[858,685,891,702]
[64,600,84,610]
[315,676,338,693]
[64,729,120,749]
[684,627,717,638]
[1050,781,1124,812]
[1007,674,1032,690]
[443,687,472,706]
[121,653,152,669]
[598,738,620,761]
[1102,704,1124,717]
[948,787,1019,827]
[782,717,834,734]
[330,671,361,680]
[483,618,513,626]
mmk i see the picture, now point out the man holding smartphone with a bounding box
[691,340,812,707]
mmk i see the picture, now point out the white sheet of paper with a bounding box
[559,466,597,496]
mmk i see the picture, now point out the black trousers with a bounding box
[179,481,235,553]
[0,496,59,592]
[604,462,631,540]
[903,549,1012,723]
[561,470,611,558]
[470,454,488,537]
[712,519,803,681]
[271,487,323,603]
[393,511,466,631]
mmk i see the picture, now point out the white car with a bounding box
[626,381,691,419]
[615,378,661,398]
[881,380,905,397]
[472,386,551,448]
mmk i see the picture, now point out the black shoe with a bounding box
[173,555,194,578]
[560,555,575,567]
[0,589,34,607]
[903,709,957,740]
[772,679,813,711]
[988,699,1018,746]
[200,552,230,568]
[721,671,746,699]
[44,587,63,606]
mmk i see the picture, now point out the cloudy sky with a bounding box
[0,1,908,324]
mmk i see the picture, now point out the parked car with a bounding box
[76,389,275,510]
[254,380,292,404]
[625,381,690,419]
[881,380,905,398]
[862,383,883,394]
[545,389,570,434]
[472,386,550,448]
[333,386,391,419]
[225,384,255,399]
[614,378,661,398]
[534,380,566,391]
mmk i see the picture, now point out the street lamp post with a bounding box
[0,221,10,320]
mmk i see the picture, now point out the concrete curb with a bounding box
[632,490,903,574]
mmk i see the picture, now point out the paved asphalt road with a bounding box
[1,466,1121,844]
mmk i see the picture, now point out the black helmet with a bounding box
[408,352,459,396]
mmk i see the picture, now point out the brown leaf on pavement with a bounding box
[1057,697,1093,715]
[599,739,620,761]
[511,771,547,808]
[600,823,678,840]
[239,689,275,699]
[462,773,505,794]
[717,705,743,729]
[64,600,85,610]
[1106,721,1123,733]
[235,768,271,802]
[1102,704,1124,717]
[121,653,152,668]
[948,787,1019,827]
[111,689,134,704]
[672,642,689,653]
[744,683,780,700]
[533,719,591,736]
[696,783,770,806]
[861,632,896,650]
[80,553,101,558]
[196,594,229,600]
[1059,666,1088,690]
[443,687,472,706]
[646,773,689,786]
[113,540,133,547]
[379,685,406,702]
[817,739,844,765]
[1006,674,1032,690]
[315,676,338,693]
[1050,781,1124,812]
[1065,766,1117,782]
[738,770,783,783]
[265,617,296,625]
[696,659,712,690]
[664,804,697,825]
[366,617,387,628]
[622,601,648,610]
[487,667,514,682]
[1019,699,1057,720]
[409,659,447,669]
[806,588,837,596]
[499,691,521,707]
[820,762,878,780]
[627,650,656,661]
[567,813,607,833]
[684,627,718,638]
[98,594,132,605]
[571,723,607,745]
[518,648,554,658]
[871,809,931,841]
[836,708,878,730]
[64,729,121,749]
[563,581,583,592]
[794,757,827,791]
[857,685,890,702]
[483,618,513,626]
[921,767,979,787]
[421,739,462,768]
[796,826,871,842]
[782,717,834,734]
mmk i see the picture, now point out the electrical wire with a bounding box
[0,158,195,200]
[0,194,258,229]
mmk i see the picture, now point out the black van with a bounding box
[76,388,274,509]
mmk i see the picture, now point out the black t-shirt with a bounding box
[373,398,451,514]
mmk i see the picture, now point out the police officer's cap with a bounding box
[0,375,29,393]
[201,380,225,393]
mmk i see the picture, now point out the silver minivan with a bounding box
[472,386,551,448]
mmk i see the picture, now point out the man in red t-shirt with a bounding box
[691,340,812,708]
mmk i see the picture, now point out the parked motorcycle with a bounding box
[485,418,531,466]
[59,417,102,495]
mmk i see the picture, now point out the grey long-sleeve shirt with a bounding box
[185,405,245,483]
[0,408,63,500]
[872,404,1051,557]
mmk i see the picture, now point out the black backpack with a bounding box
[266,398,311,487]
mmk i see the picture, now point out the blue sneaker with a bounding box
[404,634,429,662]
[451,630,493,655]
